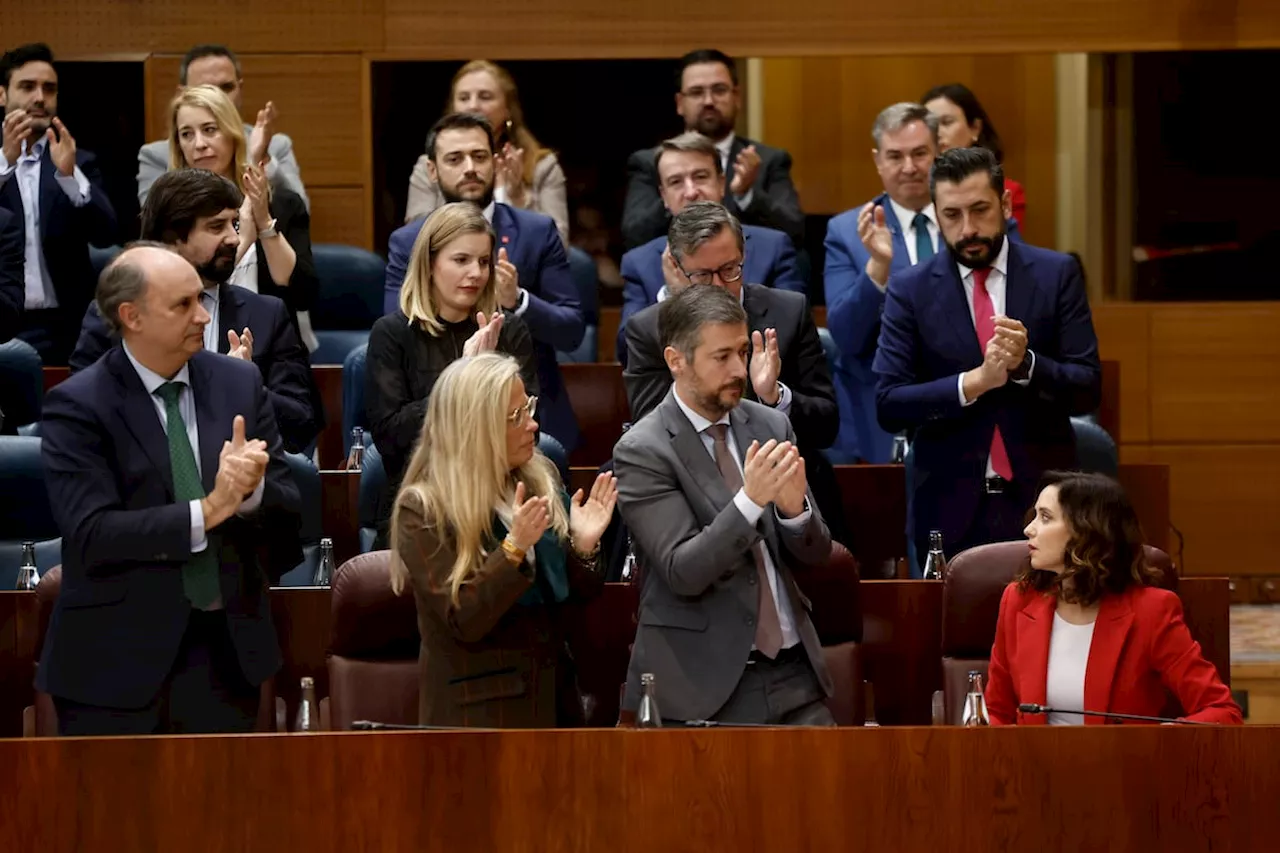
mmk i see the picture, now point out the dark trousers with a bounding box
[16,308,76,366]
[53,610,260,736]
[918,483,1031,567]
[708,646,835,726]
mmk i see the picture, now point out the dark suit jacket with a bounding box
[397,498,603,728]
[621,137,804,250]
[69,284,324,454]
[616,225,803,364]
[824,192,1023,463]
[0,146,118,335]
[384,203,584,450]
[36,346,302,709]
[614,392,832,722]
[0,207,22,343]
[872,242,1101,556]
[253,187,318,316]
[623,284,837,453]
[986,584,1241,726]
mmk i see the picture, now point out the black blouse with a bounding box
[254,187,318,316]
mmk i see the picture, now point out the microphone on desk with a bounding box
[1015,703,1212,726]
[351,720,469,731]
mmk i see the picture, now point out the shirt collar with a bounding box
[671,382,730,433]
[714,133,736,163]
[482,200,496,223]
[955,233,1011,282]
[887,197,936,234]
[19,136,47,161]
[122,340,192,393]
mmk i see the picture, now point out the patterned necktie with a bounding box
[704,423,783,658]
[912,212,935,263]
[154,382,221,608]
[970,269,1015,481]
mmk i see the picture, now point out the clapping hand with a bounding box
[227,327,254,361]
[568,473,618,554]
[741,439,802,509]
[749,328,782,405]
[205,415,269,528]
[242,164,272,231]
[462,311,504,357]
[47,118,77,177]
[495,143,526,205]
[992,317,1028,372]
[495,247,520,309]
[729,145,761,197]
[857,204,894,287]
[509,481,551,552]
[247,101,277,167]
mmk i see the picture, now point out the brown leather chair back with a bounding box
[797,541,862,645]
[821,641,865,726]
[559,363,630,467]
[326,551,421,731]
[940,541,1175,725]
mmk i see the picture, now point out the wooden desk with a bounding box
[3,726,1277,852]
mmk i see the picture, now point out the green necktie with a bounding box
[154,382,221,609]
[913,212,935,263]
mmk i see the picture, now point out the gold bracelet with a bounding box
[500,535,526,565]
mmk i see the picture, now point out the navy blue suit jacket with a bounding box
[872,242,1101,555]
[0,207,22,343]
[0,147,117,326]
[36,347,302,709]
[615,224,803,364]
[825,192,1021,462]
[384,203,584,450]
[69,284,325,455]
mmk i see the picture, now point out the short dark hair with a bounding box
[930,146,1004,200]
[1,43,55,88]
[141,168,244,244]
[659,282,747,359]
[95,241,178,336]
[676,49,737,90]
[655,131,724,179]
[920,83,1005,163]
[426,112,495,161]
[1014,471,1162,607]
[179,45,241,85]
[667,201,743,263]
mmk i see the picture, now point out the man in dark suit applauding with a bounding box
[615,285,833,725]
[874,147,1101,564]
[38,244,302,735]
[622,49,804,250]
[69,169,323,455]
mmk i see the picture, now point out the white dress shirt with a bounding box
[671,388,807,649]
[887,198,939,269]
[0,137,92,309]
[954,238,1035,478]
[122,342,264,600]
[715,133,755,210]
[200,286,221,353]
[1045,612,1096,726]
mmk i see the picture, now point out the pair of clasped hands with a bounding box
[200,416,269,529]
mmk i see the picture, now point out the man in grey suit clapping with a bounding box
[613,284,834,726]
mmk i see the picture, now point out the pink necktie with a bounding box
[971,268,1014,481]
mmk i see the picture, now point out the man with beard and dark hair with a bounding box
[384,112,584,453]
[874,146,1101,564]
[621,49,804,250]
[1,42,118,364]
[69,169,322,455]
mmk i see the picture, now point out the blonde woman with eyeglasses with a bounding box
[390,353,615,727]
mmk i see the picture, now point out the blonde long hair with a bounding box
[449,60,553,185]
[400,202,499,335]
[168,84,248,193]
[389,354,568,602]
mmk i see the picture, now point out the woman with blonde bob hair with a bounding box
[985,471,1240,726]
[405,59,568,244]
[168,84,318,337]
[367,202,539,548]
[391,353,615,727]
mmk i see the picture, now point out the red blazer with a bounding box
[986,582,1241,726]
[1006,178,1026,231]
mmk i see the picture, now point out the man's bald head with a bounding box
[96,242,210,369]
[96,242,191,335]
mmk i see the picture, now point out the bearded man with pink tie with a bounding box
[873,147,1102,565]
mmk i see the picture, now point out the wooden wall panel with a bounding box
[309,188,371,249]
[1092,302,1152,444]
[760,54,1058,247]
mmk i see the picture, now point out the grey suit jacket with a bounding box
[136,129,308,211]
[613,390,834,722]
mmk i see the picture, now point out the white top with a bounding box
[1045,611,1096,726]
[670,388,809,649]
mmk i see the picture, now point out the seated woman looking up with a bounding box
[367,202,541,549]
[390,353,615,728]
[986,471,1241,726]
[169,84,318,345]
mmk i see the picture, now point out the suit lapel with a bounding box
[216,284,243,355]
[1015,592,1055,722]
[38,147,57,228]
[877,195,912,277]
[660,390,733,512]
[493,203,518,258]
[1003,241,1038,323]
[187,353,224,495]
[931,258,984,361]
[106,348,175,501]
[1083,591,1135,724]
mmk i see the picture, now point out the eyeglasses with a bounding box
[682,84,733,100]
[508,396,538,428]
[675,258,744,287]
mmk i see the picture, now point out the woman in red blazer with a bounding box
[986,471,1241,726]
